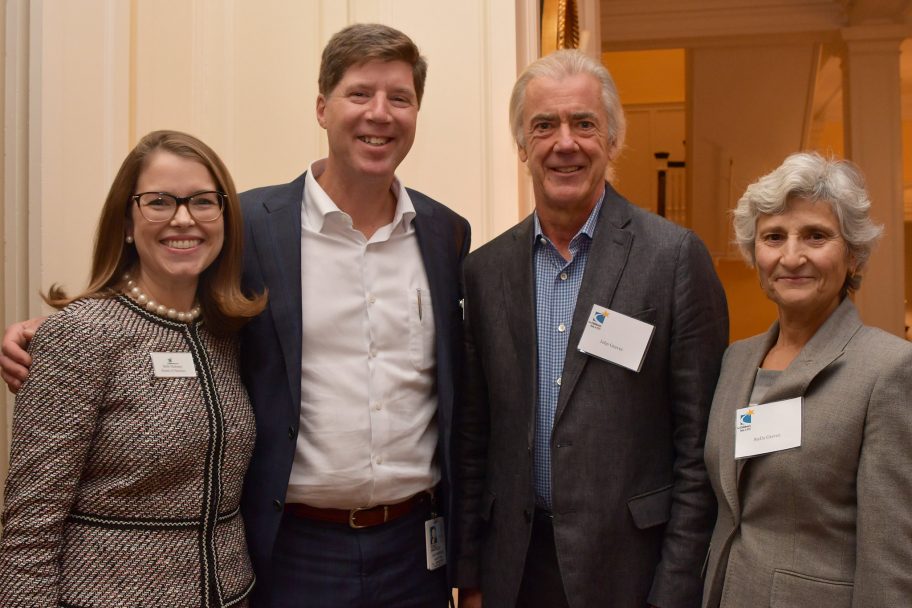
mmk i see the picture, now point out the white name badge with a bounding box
[734,397,802,460]
[425,516,446,571]
[150,352,197,378]
[577,305,654,372]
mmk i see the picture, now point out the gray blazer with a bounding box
[454,184,729,608]
[703,298,912,608]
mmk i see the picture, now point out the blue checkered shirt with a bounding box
[533,193,604,510]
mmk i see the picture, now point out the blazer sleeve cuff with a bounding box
[647,569,703,608]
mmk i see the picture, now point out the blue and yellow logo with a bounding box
[589,308,609,329]
[737,408,754,431]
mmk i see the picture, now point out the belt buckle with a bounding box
[348,505,389,529]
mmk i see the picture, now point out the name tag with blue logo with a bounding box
[577,304,654,372]
[734,397,802,459]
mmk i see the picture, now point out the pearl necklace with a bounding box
[122,274,201,322]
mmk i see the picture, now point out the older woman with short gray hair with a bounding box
[702,152,912,607]
[732,151,882,292]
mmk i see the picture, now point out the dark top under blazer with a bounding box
[454,183,729,608]
[237,172,470,603]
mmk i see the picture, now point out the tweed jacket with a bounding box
[454,184,729,608]
[703,298,912,608]
[0,297,256,608]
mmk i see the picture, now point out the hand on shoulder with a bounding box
[0,316,46,392]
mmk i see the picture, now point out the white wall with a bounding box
[688,43,818,257]
[1,0,9,507]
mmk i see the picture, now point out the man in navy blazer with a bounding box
[238,24,469,607]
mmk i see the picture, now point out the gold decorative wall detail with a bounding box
[541,0,580,55]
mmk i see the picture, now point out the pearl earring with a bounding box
[125,235,134,244]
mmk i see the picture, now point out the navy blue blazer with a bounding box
[237,172,470,599]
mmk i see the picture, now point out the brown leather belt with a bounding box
[284,491,433,529]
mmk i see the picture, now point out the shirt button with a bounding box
[560,272,568,281]
[556,376,562,386]
[374,402,382,411]
[376,457,383,465]
[558,323,566,332]
[368,294,376,304]
[369,348,377,358]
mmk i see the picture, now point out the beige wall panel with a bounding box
[1,0,130,506]
[391,1,492,241]
[615,109,653,211]
[843,31,906,336]
[689,44,816,256]
[1,0,8,512]
[232,0,320,189]
[133,1,195,136]
[34,0,130,300]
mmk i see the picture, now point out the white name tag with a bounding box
[150,352,197,378]
[577,305,654,372]
[734,397,802,459]
[425,516,446,571]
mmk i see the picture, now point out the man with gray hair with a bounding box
[453,50,728,607]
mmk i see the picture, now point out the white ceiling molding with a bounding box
[847,0,912,25]
[601,0,848,47]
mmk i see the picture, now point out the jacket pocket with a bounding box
[626,483,672,529]
[770,569,853,607]
[408,287,435,371]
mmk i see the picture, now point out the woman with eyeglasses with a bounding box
[0,130,266,607]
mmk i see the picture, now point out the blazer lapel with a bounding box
[555,185,632,424]
[759,299,861,405]
[412,200,456,468]
[717,329,776,518]
[259,176,305,415]
[733,299,863,484]
[412,199,447,345]
[503,216,538,445]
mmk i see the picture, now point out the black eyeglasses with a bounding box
[131,191,226,223]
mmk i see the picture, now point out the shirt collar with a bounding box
[533,186,606,246]
[302,159,416,234]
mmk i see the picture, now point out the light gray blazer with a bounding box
[703,298,912,608]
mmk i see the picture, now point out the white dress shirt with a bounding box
[285,159,439,509]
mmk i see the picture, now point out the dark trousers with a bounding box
[268,500,449,608]
[515,510,570,608]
